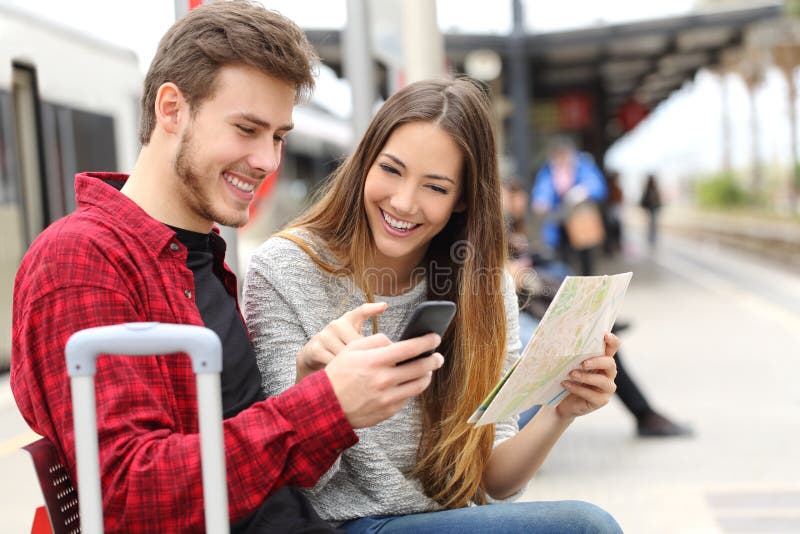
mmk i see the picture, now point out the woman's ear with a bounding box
[154,82,184,136]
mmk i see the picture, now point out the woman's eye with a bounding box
[380,163,400,175]
[428,185,448,194]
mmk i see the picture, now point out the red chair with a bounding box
[22,437,80,534]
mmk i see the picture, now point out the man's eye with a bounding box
[236,125,255,135]
[274,134,287,143]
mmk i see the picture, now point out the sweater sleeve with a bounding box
[243,235,346,489]
[493,271,523,446]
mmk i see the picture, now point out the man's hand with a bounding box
[296,302,387,383]
[325,333,444,429]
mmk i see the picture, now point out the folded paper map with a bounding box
[469,272,633,427]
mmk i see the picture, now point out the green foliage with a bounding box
[794,163,800,190]
[694,172,750,208]
[787,0,800,18]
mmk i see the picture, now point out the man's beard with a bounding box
[174,127,247,228]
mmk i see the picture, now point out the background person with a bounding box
[640,173,663,248]
[603,169,625,256]
[507,179,691,438]
[531,137,607,276]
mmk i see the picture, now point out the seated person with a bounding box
[11,4,442,531]
[504,179,689,437]
[244,78,623,533]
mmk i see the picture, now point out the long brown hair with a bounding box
[281,78,507,508]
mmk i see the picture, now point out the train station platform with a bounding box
[518,218,800,533]
[660,205,800,270]
[2,213,799,533]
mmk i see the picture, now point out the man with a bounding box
[11,2,443,532]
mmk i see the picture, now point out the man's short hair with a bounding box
[138,0,318,145]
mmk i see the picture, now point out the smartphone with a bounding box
[396,301,456,364]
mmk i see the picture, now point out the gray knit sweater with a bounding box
[243,231,522,523]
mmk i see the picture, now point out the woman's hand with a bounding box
[555,332,620,419]
[295,302,387,383]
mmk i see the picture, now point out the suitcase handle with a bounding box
[65,322,229,534]
[66,322,222,375]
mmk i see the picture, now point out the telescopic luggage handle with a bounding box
[65,322,229,534]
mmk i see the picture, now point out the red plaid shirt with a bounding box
[11,173,357,532]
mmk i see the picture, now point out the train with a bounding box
[0,4,352,370]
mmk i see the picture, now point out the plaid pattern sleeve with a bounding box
[11,173,357,532]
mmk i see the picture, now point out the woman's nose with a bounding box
[388,183,418,216]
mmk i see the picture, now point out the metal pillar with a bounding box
[787,71,799,209]
[719,72,732,174]
[174,0,189,19]
[774,41,800,212]
[402,0,445,84]
[508,0,531,182]
[746,82,762,194]
[344,0,375,141]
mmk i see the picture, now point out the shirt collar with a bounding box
[74,172,180,252]
[75,172,235,282]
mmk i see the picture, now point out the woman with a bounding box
[244,78,622,533]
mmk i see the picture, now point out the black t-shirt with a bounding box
[170,226,338,534]
[170,226,264,418]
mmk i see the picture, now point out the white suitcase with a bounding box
[65,322,229,534]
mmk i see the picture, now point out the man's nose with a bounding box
[249,142,281,176]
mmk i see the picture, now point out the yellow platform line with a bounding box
[0,430,40,459]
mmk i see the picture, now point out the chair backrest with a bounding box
[23,437,81,534]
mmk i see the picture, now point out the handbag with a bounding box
[564,201,605,250]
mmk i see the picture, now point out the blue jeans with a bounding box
[339,501,622,533]
[518,311,539,350]
[517,403,542,429]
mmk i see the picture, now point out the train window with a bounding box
[12,62,47,248]
[0,90,19,206]
[36,104,118,220]
[41,104,118,219]
[71,108,117,175]
[4,63,118,232]
[40,102,69,221]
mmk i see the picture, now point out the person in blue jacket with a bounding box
[525,141,693,437]
[531,137,607,275]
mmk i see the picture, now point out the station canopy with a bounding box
[307,3,781,139]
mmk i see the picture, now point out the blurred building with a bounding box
[305,1,783,183]
[0,5,141,371]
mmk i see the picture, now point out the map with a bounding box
[468,273,633,427]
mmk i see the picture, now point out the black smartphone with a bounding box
[396,301,456,364]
